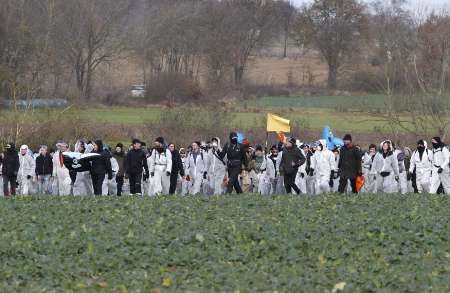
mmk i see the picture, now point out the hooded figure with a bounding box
[280,137,306,194]
[217,132,247,194]
[310,139,336,194]
[429,137,450,194]
[409,140,433,193]
[373,140,399,193]
[362,144,378,193]
[148,137,172,195]
[2,143,20,196]
[52,141,72,196]
[18,145,36,195]
[185,141,208,195]
[208,137,226,195]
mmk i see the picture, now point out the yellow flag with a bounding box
[267,113,290,133]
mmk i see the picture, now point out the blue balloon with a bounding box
[332,137,344,148]
[237,132,245,144]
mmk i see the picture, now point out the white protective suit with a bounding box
[103,156,119,195]
[208,146,227,195]
[310,140,336,194]
[409,143,433,193]
[185,150,208,195]
[362,152,378,193]
[373,145,399,194]
[258,154,275,195]
[73,142,93,196]
[18,147,36,195]
[52,150,72,196]
[275,151,285,194]
[148,148,172,195]
[295,147,308,194]
[394,148,408,194]
[430,145,450,194]
[181,156,189,196]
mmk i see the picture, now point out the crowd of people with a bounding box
[1,132,449,197]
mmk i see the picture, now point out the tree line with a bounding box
[0,0,449,103]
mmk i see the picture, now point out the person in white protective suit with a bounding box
[429,137,450,194]
[185,141,208,195]
[362,144,378,193]
[208,137,227,195]
[373,141,399,193]
[72,141,94,196]
[393,143,408,194]
[295,142,308,194]
[310,139,336,194]
[330,147,340,192]
[267,145,279,194]
[148,137,172,196]
[102,145,119,195]
[52,141,72,196]
[275,143,285,194]
[18,145,36,195]
[305,144,316,194]
[179,148,189,196]
[409,140,433,193]
[256,146,275,195]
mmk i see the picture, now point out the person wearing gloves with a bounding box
[207,137,227,195]
[409,140,433,193]
[72,140,94,196]
[373,140,399,193]
[52,141,71,196]
[35,145,53,195]
[124,139,149,196]
[185,141,208,195]
[218,132,247,194]
[280,137,306,194]
[90,140,113,195]
[362,144,378,193]
[338,134,362,193]
[18,145,36,195]
[148,137,172,196]
[310,139,336,195]
[429,137,450,194]
[2,143,20,196]
[113,143,126,196]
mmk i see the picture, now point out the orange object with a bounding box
[277,132,286,143]
[356,175,365,192]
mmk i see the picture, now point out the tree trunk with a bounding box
[327,62,338,89]
[283,31,288,58]
[234,64,244,85]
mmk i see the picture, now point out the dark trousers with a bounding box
[284,173,300,194]
[226,167,242,194]
[129,172,142,195]
[169,172,178,194]
[338,177,357,193]
[116,175,124,196]
[91,173,105,195]
[3,175,17,196]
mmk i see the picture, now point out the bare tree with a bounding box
[292,0,368,89]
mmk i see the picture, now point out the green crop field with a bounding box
[0,194,448,291]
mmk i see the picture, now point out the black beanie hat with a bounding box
[229,132,237,141]
[116,143,123,148]
[132,138,141,145]
[343,134,352,141]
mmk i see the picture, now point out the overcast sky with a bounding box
[291,0,449,12]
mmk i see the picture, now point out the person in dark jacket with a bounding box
[124,138,149,195]
[338,134,362,193]
[168,143,184,194]
[280,137,306,194]
[113,143,125,196]
[90,140,113,195]
[35,145,53,194]
[218,132,247,194]
[2,143,20,196]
